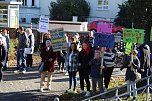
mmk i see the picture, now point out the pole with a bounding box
[100,47,104,75]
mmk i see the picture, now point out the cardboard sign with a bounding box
[97,23,113,34]
[123,28,144,44]
[114,35,122,43]
[51,32,68,52]
[38,16,49,33]
[94,33,114,49]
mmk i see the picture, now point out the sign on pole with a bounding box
[94,33,115,49]
[123,28,145,44]
[38,16,49,33]
[97,23,113,34]
[51,32,68,52]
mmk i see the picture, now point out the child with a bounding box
[89,50,105,94]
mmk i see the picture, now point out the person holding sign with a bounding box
[78,42,94,97]
[89,50,105,94]
[66,43,79,93]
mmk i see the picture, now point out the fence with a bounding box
[82,74,152,101]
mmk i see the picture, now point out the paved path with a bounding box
[0,67,126,101]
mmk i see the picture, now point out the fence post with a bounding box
[115,88,119,101]
[146,76,150,101]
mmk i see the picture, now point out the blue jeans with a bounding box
[17,49,26,70]
[68,71,77,90]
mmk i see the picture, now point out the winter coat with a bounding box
[40,47,56,72]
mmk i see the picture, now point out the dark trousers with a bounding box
[104,67,114,88]
[17,49,26,70]
[92,77,103,93]
[79,71,90,91]
[58,61,65,70]
[3,52,8,70]
[0,66,2,81]
[68,71,77,90]
[26,54,33,67]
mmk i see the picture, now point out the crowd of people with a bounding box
[0,27,152,100]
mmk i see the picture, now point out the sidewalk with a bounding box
[0,67,126,101]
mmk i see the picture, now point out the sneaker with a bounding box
[66,88,72,93]
[73,90,77,94]
[14,70,20,74]
[79,89,84,94]
[65,72,68,76]
[40,88,44,92]
[22,70,26,74]
[85,91,90,97]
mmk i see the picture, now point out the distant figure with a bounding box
[25,28,35,69]
[40,40,56,92]
[1,29,9,71]
[0,39,6,82]
[14,27,28,74]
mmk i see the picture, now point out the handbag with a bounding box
[38,62,44,73]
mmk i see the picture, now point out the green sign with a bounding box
[123,28,145,44]
[150,27,152,41]
[51,32,68,52]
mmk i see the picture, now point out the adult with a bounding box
[40,32,51,49]
[1,29,9,71]
[124,50,140,100]
[40,40,56,92]
[14,27,28,74]
[78,42,94,97]
[25,28,35,68]
[104,48,115,91]
[66,43,79,93]
[0,39,6,82]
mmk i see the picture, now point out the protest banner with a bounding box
[94,33,115,49]
[123,28,144,44]
[38,16,49,33]
[97,23,113,34]
[50,28,64,33]
[51,32,68,52]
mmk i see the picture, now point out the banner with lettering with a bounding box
[51,32,68,52]
[94,33,114,49]
[97,23,113,34]
[123,28,144,44]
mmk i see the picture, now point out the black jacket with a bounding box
[0,45,6,67]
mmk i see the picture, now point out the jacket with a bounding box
[66,51,79,72]
[18,32,28,50]
[0,45,6,67]
[40,47,56,72]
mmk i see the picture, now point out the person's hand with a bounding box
[78,63,81,66]
[100,66,105,69]
[141,69,144,72]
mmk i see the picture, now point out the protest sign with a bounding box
[97,23,113,34]
[114,34,122,43]
[94,33,115,49]
[123,28,144,44]
[51,32,68,52]
[38,16,49,33]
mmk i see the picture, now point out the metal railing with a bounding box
[82,75,152,101]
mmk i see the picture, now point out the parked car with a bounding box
[88,20,124,34]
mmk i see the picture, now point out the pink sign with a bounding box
[97,23,113,34]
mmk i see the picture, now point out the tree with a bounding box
[114,0,152,43]
[49,0,90,21]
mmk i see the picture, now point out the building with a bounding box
[86,0,128,22]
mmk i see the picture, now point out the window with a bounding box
[32,0,35,6]
[98,0,109,10]
[21,0,27,6]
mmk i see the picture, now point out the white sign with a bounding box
[38,16,49,33]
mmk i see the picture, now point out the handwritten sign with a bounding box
[51,32,68,52]
[97,23,113,34]
[123,28,144,44]
[38,16,49,33]
[94,33,114,49]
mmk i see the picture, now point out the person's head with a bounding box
[69,42,77,52]
[142,44,150,54]
[46,40,51,47]
[46,32,51,39]
[106,48,113,52]
[0,38,3,45]
[94,50,101,59]
[2,29,7,36]
[18,26,24,33]
[70,37,74,42]
[132,50,138,56]
[25,28,32,36]
[82,42,89,50]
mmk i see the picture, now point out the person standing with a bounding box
[89,50,105,94]
[25,28,35,69]
[56,51,65,73]
[14,27,28,74]
[0,39,6,82]
[66,43,79,93]
[1,29,9,71]
[40,40,56,92]
[122,50,140,100]
[103,48,115,91]
[78,42,94,97]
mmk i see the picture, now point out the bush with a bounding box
[9,39,18,54]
